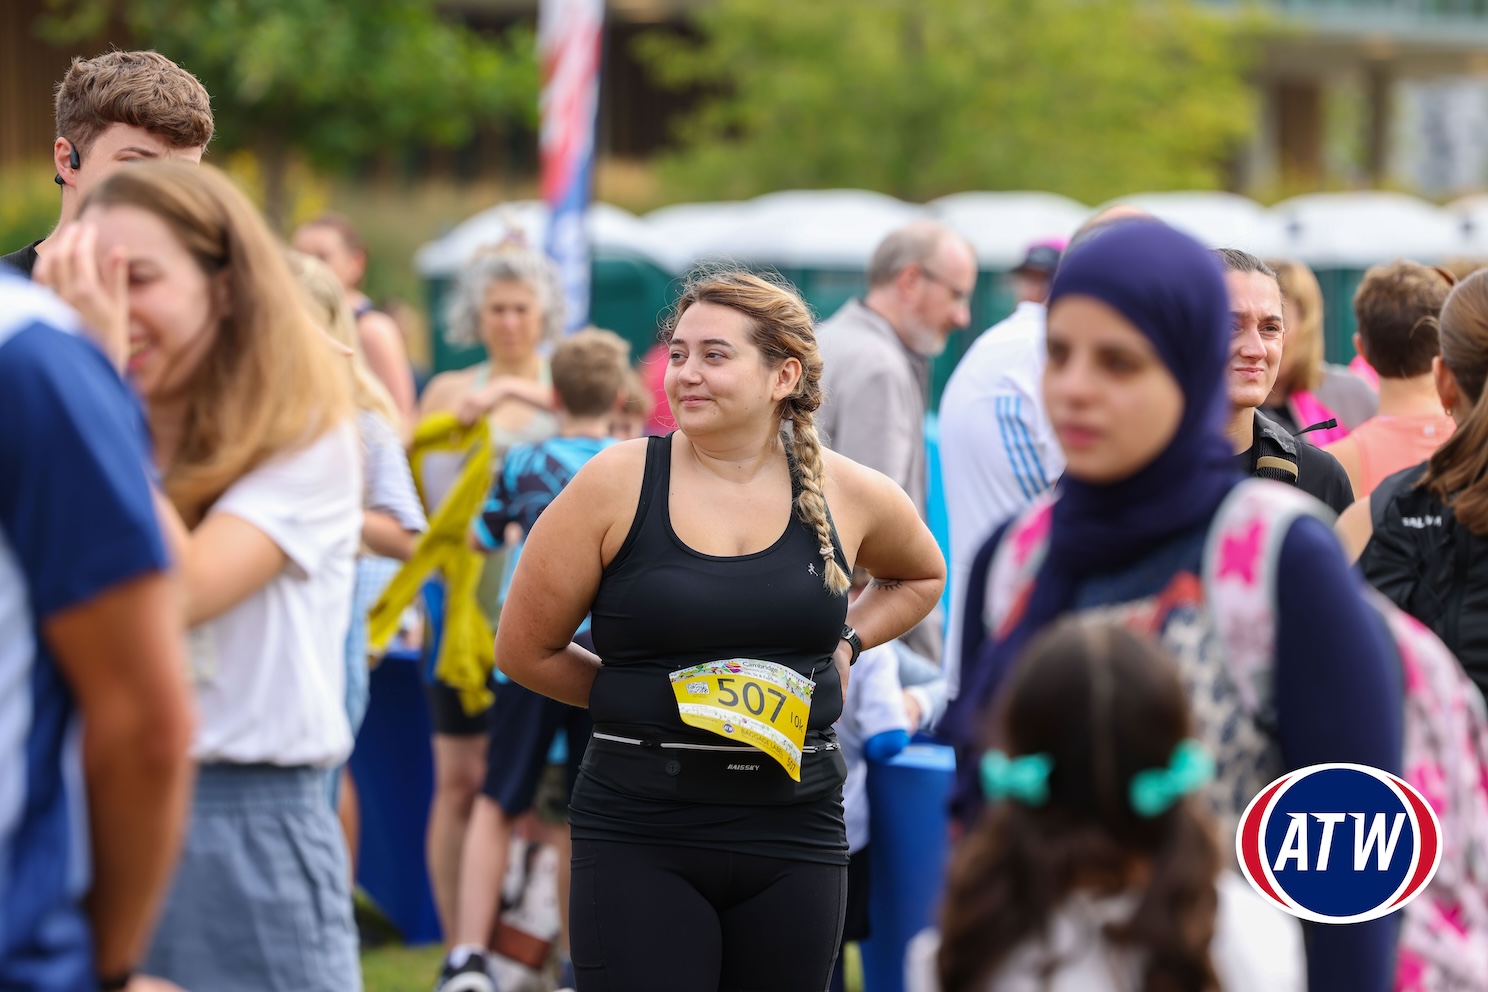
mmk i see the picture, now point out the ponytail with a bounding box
[1420,271,1488,536]
[1421,392,1488,535]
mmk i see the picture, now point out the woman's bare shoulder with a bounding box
[821,446,900,503]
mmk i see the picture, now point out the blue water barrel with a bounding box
[860,743,956,992]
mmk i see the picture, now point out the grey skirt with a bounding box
[144,763,361,992]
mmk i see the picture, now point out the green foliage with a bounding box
[0,161,62,251]
[637,0,1262,204]
[38,0,538,172]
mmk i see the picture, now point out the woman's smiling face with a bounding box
[85,202,220,398]
[665,301,797,435]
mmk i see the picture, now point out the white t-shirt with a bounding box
[188,421,363,767]
[937,302,1064,695]
[905,872,1305,992]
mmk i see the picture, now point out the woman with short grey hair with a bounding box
[414,239,560,954]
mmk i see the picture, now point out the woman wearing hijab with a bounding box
[947,221,1403,992]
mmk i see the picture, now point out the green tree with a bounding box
[40,0,538,224]
[638,0,1262,205]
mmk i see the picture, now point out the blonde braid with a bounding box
[786,413,850,596]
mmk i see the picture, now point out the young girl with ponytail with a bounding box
[493,270,945,991]
[923,618,1303,992]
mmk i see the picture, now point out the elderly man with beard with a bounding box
[817,221,977,664]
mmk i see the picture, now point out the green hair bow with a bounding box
[980,750,1054,806]
[1128,739,1215,818]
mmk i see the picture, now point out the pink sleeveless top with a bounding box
[1350,414,1456,496]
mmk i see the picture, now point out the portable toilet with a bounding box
[413,201,680,374]
[679,188,928,314]
[1110,191,1283,259]
[643,200,755,269]
[928,191,1089,403]
[1269,192,1461,362]
[1444,195,1488,264]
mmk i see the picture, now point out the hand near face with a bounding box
[35,222,129,372]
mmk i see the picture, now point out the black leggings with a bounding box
[569,838,847,992]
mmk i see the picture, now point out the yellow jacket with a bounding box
[368,413,494,716]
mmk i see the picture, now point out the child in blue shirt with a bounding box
[439,328,632,992]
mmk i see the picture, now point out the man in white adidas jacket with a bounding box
[938,242,1064,695]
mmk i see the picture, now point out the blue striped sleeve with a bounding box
[995,396,1037,501]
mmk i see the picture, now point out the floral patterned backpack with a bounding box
[984,479,1488,991]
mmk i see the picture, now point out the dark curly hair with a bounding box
[938,618,1222,992]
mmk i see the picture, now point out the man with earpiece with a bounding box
[3,51,213,280]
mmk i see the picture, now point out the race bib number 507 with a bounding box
[668,659,814,780]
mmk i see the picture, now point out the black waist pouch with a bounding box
[581,726,846,806]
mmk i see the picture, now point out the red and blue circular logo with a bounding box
[1236,763,1441,924]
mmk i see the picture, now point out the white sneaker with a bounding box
[433,945,497,992]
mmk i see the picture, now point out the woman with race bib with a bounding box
[495,271,945,991]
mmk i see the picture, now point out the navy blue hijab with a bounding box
[951,221,1239,752]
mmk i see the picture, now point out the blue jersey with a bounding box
[0,273,169,990]
[474,435,616,548]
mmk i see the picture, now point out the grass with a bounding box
[362,942,446,992]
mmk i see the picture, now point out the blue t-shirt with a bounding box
[0,273,168,991]
[474,435,616,548]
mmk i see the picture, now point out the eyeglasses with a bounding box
[918,265,974,306]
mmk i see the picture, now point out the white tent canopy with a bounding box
[1269,192,1462,268]
[1109,191,1284,259]
[1445,195,1488,259]
[413,200,683,278]
[644,189,926,269]
[642,201,755,270]
[927,191,1088,269]
[414,189,1474,282]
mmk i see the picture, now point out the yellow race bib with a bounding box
[669,659,815,781]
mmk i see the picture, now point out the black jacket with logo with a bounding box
[1361,460,1488,700]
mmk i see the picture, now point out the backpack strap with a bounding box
[1202,479,1334,719]
[1251,410,1301,484]
[983,490,1057,642]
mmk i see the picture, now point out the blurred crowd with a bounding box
[8,46,1488,992]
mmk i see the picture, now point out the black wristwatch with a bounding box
[840,624,862,666]
[98,970,133,991]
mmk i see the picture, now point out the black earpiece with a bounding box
[55,140,80,186]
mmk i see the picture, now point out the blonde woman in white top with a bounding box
[48,162,363,992]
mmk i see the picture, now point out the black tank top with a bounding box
[570,433,851,864]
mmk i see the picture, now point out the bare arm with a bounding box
[1335,496,1374,563]
[44,571,195,980]
[153,494,287,626]
[358,311,417,427]
[362,509,418,561]
[455,375,555,426]
[494,442,644,706]
[834,456,947,652]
